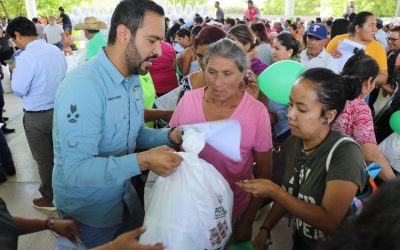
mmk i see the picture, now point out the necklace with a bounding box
[302,131,331,153]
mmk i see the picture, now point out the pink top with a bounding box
[149,41,178,94]
[333,98,377,145]
[170,87,273,218]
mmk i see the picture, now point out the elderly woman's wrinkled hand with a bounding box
[240,70,260,99]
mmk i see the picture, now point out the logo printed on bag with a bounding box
[209,220,229,247]
[214,193,227,219]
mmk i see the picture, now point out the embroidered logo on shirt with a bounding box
[67,104,80,123]
[108,95,121,101]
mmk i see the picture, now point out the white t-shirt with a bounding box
[300,48,338,73]
[43,24,63,44]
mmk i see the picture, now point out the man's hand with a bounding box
[137,146,182,176]
[169,127,182,145]
[52,219,81,243]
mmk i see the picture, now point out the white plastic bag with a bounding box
[140,129,233,249]
[379,132,400,173]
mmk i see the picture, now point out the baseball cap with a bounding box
[307,23,328,40]
[376,18,383,26]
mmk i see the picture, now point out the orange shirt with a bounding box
[326,34,387,70]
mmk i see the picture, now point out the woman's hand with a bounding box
[240,70,260,99]
[236,179,277,198]
[330,49,342,58]
[253,229,270,250]
[52,219,81,243]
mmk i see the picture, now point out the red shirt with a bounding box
[149,41,178,95]
[333,98,377,145]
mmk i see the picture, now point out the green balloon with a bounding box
[227,241,254,250]
[258,60,306,105]
[389,110,400,134]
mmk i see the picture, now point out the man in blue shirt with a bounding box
[52,0,183,248]
[7,17,67,210]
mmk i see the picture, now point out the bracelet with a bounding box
[45,217,56,231]
[168,127,179,147]
[260,226,273,245]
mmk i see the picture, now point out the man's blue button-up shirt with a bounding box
[53,48,171,227]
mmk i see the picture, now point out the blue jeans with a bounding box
[53,42,63,51]
[59,207,142,248]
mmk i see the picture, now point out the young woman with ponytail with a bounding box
[333,51,396,181]
[237,68,366,250]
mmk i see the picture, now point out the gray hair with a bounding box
[204,38,249,72]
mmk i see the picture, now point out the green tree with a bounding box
[262,0,285,15]
[165,0,207,7]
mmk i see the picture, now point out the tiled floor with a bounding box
[0,93,293,250]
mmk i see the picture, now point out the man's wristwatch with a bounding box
[45,217,56,231]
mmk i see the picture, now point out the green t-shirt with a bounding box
[85,32,107,61]
[280,130,366,248]
[139,73,156,128]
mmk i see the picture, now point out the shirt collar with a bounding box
[25,39,44,50]
[304,47,327,60]
[95,47,139,87]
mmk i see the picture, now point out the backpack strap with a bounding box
[326,137,357,172]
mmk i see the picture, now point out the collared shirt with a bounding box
[12,39,67,111]
[53,48,172,228]
[85,32,107,60]
[300,48,338,73]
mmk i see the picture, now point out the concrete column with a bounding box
[25,0,37,19]
[285,0,294,18]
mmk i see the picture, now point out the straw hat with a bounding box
[74,16,107,30]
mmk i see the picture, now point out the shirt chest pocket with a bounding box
[101,98,130,150]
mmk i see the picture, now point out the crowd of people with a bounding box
[0,0,400,249]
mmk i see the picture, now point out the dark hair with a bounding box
[285,19,291,25]
[275,33,300,57]
[325,19,333,27]
[331,18,350,39]
[108,0,164,45]
[250,22,269,43]
[299,68,359,117]
[289,23,297,31]
[349,12,357,23]
[6,16,38,39]
[58,6,64,12]
[225,18,235,28]
[32,17,39,23]
[377,23,383,29]
[86,29,100,34]
[191,25,203,37]
[194,25,226,48]
[320,179,400,250]
[341,49,379,98]
[194,16,203,24]
[176,28,190,38]
[229,24,255,49]
[316,17,322,23]
[348,11,374,35]
[391,25,400,34]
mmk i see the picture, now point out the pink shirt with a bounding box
[333,98,377,145]
[149,41,178,94]
[170,87,273,218]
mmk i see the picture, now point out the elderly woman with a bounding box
[178,26,227,99]
[170,38,273,242]
[238,67,366,250]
